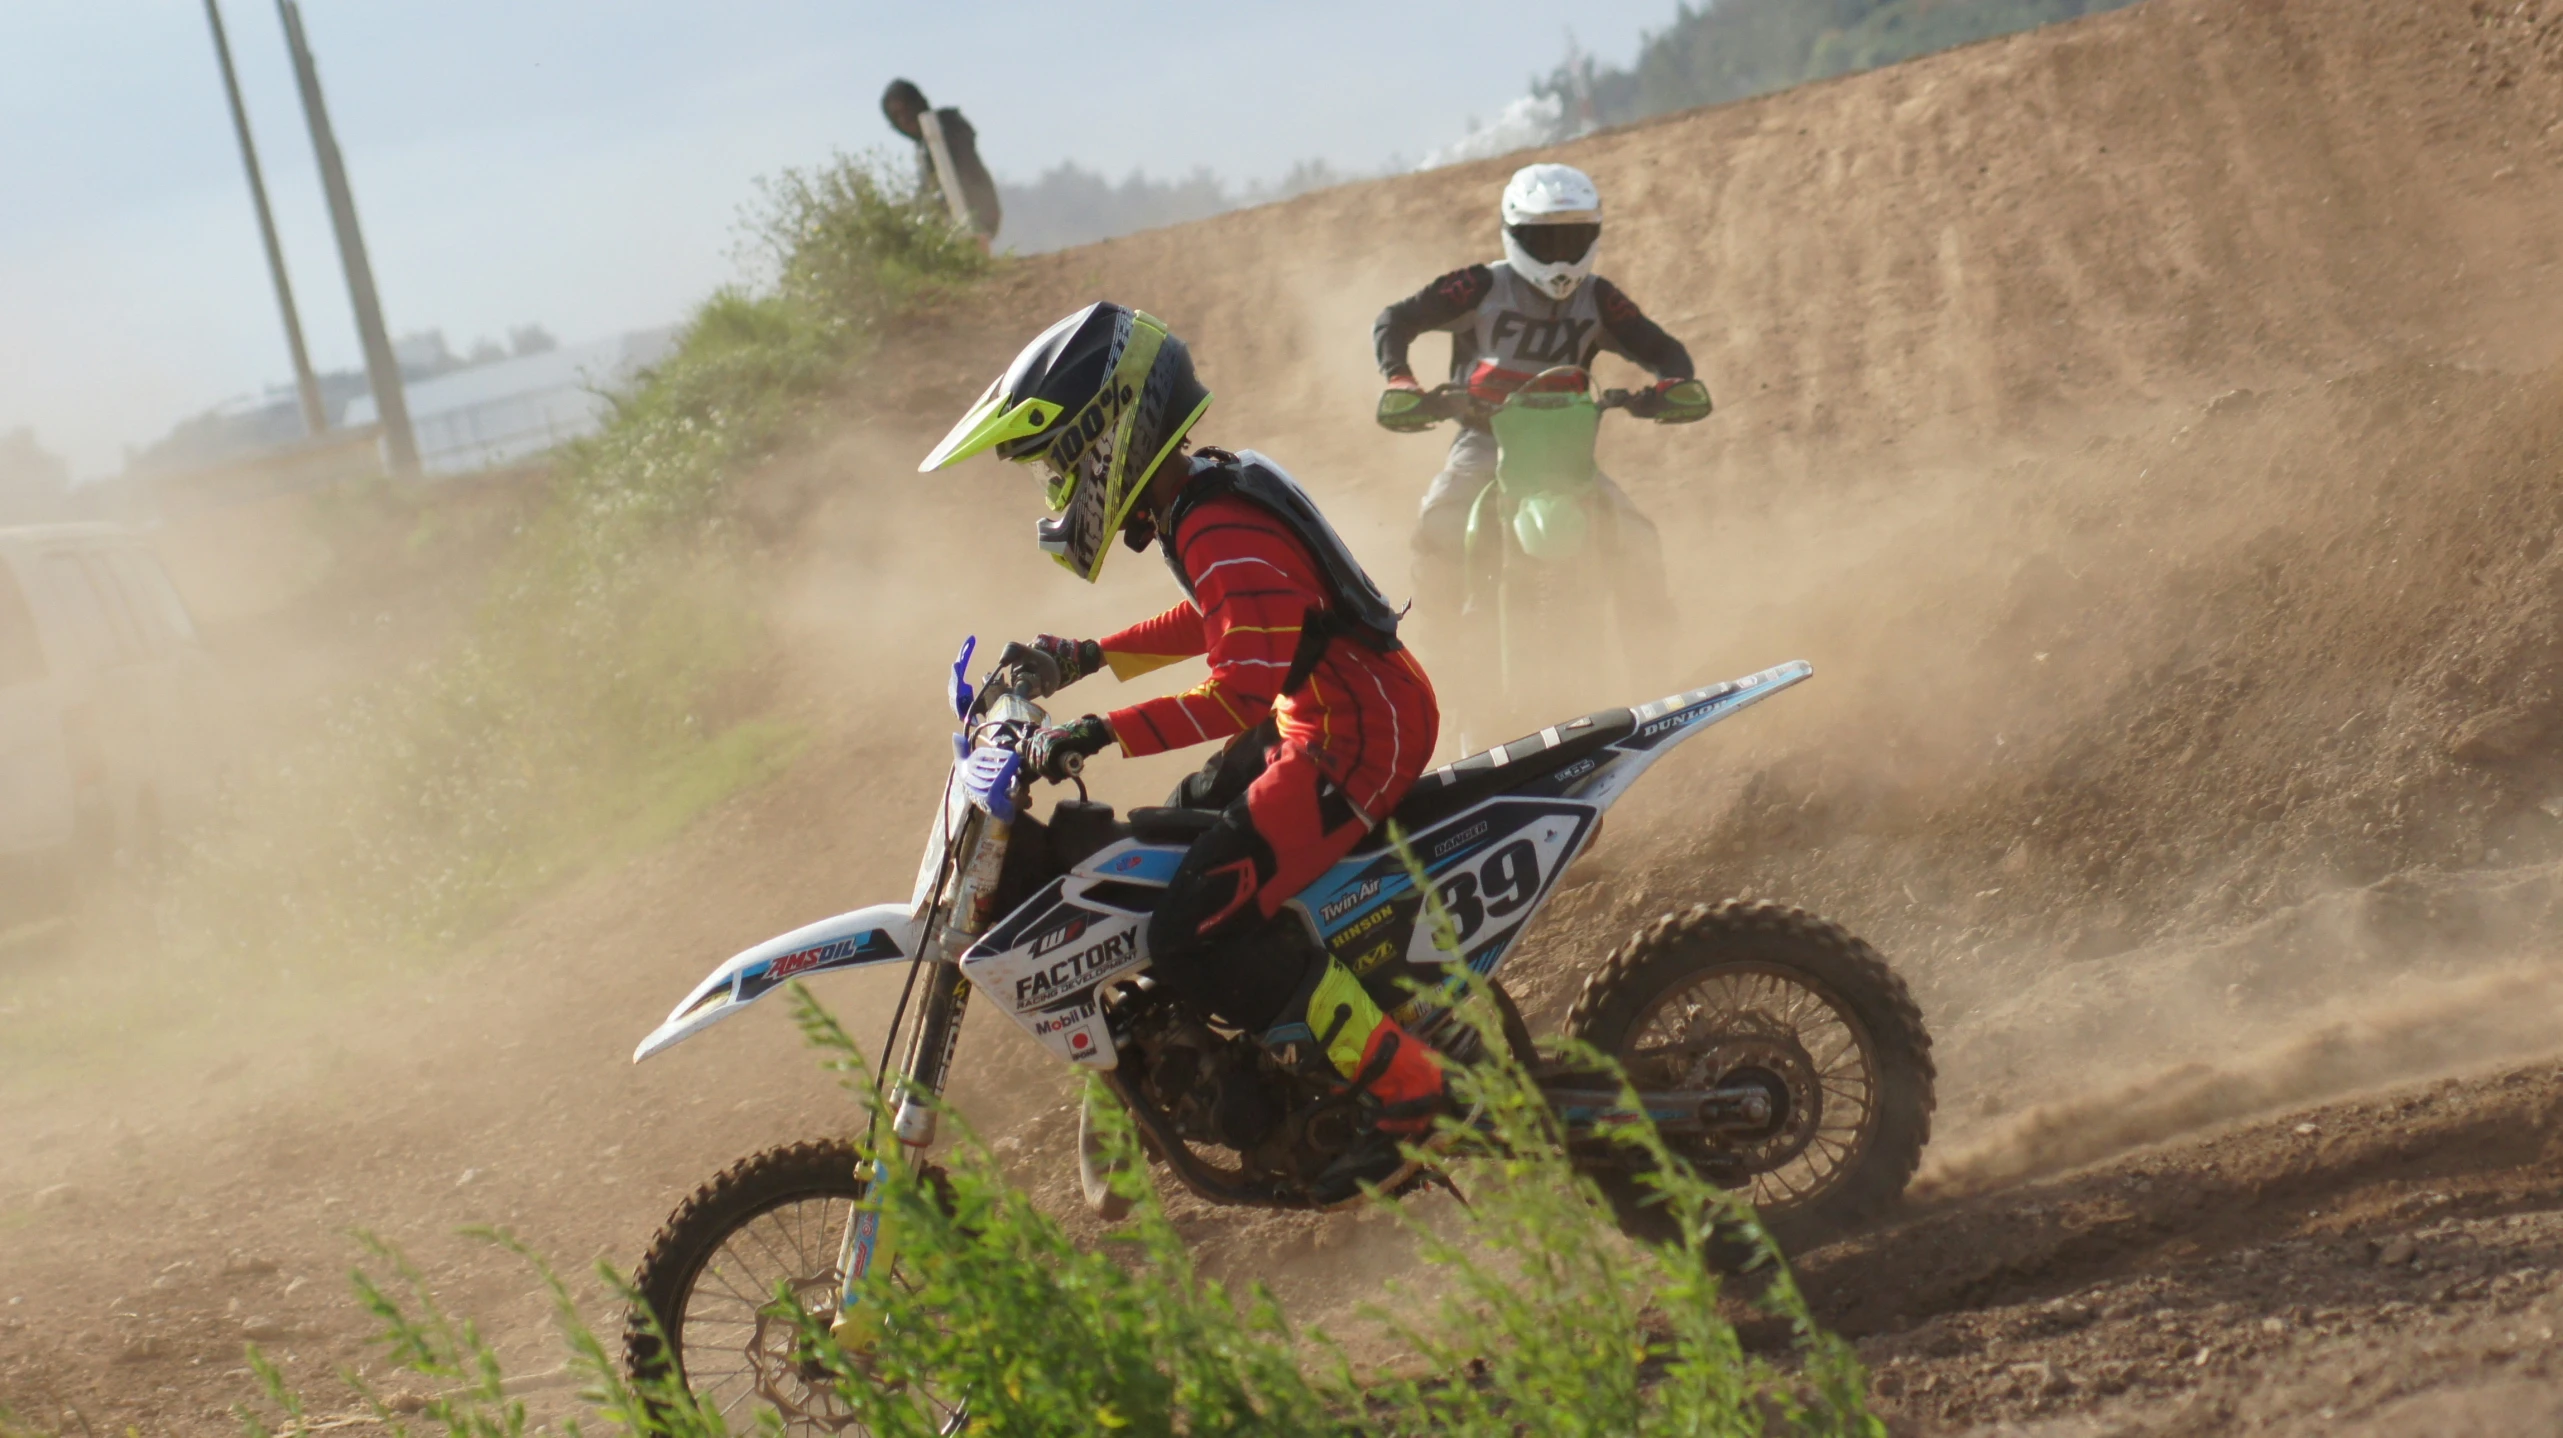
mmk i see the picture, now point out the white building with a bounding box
[345,327,679,477]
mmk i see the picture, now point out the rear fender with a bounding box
[1571,660,1812,811]
[633,902,918,1062]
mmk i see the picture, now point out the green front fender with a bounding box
[1510,491,1590,559]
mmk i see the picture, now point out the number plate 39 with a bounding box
[1403,801,1597,969]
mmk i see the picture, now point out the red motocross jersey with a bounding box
[1100,492,1437,821]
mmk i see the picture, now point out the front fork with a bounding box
[832,809,1007,1345]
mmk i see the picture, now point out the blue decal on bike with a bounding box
[961,745,1022,822]
[948,635,977,720]
[839,1203,881,1314]
[1092,845,1186,884]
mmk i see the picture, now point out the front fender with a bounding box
[633,902,918,1062]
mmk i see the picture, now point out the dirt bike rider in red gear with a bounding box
[920,302,1449,1195]
[1372,162,1711,632]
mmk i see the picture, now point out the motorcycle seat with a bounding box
[1128,806,1223,844]
[1383,707,1638,835]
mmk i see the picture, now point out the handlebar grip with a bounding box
[1056,750,1084,779]
[995,640,1062,700]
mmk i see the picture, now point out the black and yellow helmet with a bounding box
[919,302,1212,582]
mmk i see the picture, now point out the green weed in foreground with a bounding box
[219,831,1876,1433]
[237,994,1876,1433]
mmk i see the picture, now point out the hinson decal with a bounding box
[1328,900,1399,952]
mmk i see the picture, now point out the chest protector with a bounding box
[1162,449,1404,692]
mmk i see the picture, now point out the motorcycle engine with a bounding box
[1110,983,1348,1185]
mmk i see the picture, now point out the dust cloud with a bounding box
[12,0,2563,1429]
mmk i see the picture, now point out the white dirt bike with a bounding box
[622,638,1933,1433]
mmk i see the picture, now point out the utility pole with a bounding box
[204,0,325,439]
[276,0,419,480]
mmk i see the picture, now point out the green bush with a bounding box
[161,154,982,967]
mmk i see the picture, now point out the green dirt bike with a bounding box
[1383,366,1711,744]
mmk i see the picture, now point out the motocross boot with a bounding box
[1261,958,1450,1200]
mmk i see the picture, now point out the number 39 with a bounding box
[1434,838,1543,943]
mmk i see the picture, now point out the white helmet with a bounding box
[1499,163,1601,301]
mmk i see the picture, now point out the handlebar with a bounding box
[972,642,1092,784]
[970,641,1061,721]
[1411,383,1639,427]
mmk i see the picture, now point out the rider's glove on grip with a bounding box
[1028,714,1117,781]
[1376,376,1438,434]
[1030,635,1104,689]
[1631,376,1713,424]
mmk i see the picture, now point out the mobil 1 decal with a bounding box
[1402,799,1597,972]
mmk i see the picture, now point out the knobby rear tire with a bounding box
[1563,900,1934,1258]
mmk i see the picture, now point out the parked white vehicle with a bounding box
[0,525,226,925]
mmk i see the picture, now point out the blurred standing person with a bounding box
[881,79,1001,247]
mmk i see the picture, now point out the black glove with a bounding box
[1029,635,1104,689]
[1027,714,1116,781]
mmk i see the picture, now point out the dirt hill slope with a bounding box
[9,1,2563,1433]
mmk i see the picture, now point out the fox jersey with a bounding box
[1373,261,1693,405]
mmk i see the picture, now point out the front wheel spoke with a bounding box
[700,1261,776,1314]
[738,1217,813,1292]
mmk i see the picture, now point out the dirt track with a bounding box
[10,0,2563,1431]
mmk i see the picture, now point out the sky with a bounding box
[0,1,1679,480]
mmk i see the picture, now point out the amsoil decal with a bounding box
[1012,923,1141,1008]
[757,931,898,986]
